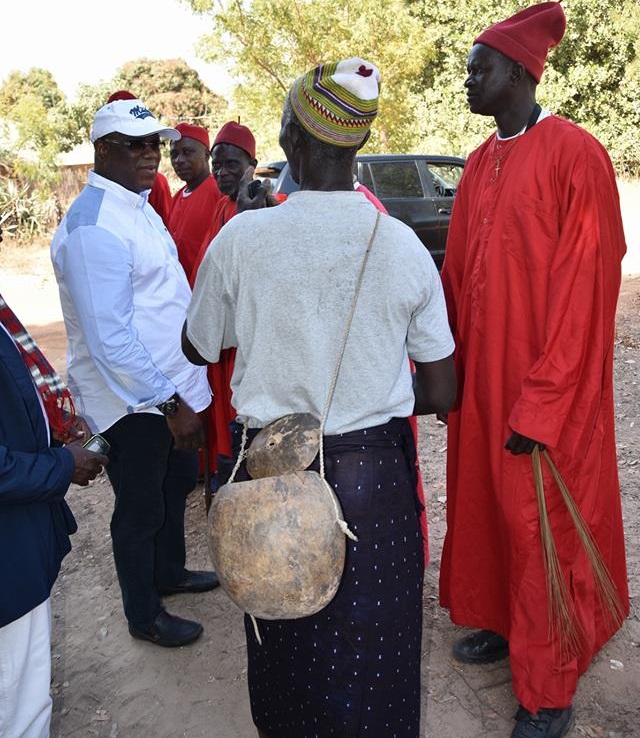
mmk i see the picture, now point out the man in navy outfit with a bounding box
[0,225,106,736]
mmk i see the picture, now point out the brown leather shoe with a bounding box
[452,629,509,664]
[128,610,203,647]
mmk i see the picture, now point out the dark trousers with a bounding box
[102,413,198,629]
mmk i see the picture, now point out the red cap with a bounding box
[107,90,137,103]
[212,121,256,160]
[474,1,566,83]
[174,122,210,150]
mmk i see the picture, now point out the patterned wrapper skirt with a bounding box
[228,417,425,738]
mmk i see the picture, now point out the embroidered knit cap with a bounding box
[90,99,180,143]
[174,122,210,150]
[290,57,380,147]
[212,121,257,159]
[474,1,566,83]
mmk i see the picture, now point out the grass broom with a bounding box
[532,446,626,658]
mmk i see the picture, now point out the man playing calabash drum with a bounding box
[184,58,456,738]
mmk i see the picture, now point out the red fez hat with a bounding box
[174,122,210,150]
[212,121,256,160]
[107,90,137,103]
[474,1,566,83]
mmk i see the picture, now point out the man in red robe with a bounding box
[439,3,629,737]
[190,122,261,488]
[168,123,222,279]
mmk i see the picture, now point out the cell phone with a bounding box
[82,434,111,455]
[247,180,262,198]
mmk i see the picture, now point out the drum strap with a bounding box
[318,210,382,478]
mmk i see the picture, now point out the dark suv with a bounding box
[255,154,465,269]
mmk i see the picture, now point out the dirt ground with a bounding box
[1,199,639,736]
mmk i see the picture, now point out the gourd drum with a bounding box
[208,471,347,620]
[245,413,321,479]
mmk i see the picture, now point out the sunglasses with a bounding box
[103,138,165,152]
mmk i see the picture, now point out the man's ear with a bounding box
[94,140,108,163]
[509,62,526,85]
[285,119,303,152]
[356,130,371,152]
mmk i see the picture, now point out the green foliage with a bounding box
[1,0,638,245]
[0,176,60,241]
[68,81,120,144]
[0,68,63,110]
[186,0,436,159]
[68,59,229,146]
[115,58,228,129]
[187,0,640,174]
[0,69,80,188]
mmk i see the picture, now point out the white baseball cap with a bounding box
[90,99,181,143]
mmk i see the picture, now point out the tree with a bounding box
[0,69,80,187]
[0,68,64,111]
[70,59,229,145]
[186,0,436,159]
[116,58,228,128]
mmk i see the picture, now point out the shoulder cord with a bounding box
[318,211,381,476]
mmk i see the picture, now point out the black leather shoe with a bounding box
[128,610,203,647]
[452,629,509,664]
[158,570,220,596]
[511,706,574,738]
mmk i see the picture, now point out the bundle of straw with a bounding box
[532,446,626,658]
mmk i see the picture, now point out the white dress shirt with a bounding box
[51,170,210,433]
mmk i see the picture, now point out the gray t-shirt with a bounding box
[187,190,454,434]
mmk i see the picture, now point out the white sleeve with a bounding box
[186,238,237,362]
[56,226,176,408]
[407,257,455,363]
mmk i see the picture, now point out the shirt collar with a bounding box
[88,169,151,209]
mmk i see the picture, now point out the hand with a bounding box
[166,400,205,451]
[53,415,92,445]
[64,441,108,486]
[504,431,545,455]
[260,177,280,208]
[236,166,270,212]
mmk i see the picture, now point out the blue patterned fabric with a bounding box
[231,417,424,737]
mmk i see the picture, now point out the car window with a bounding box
[427,162,464,197]
[358,163,374,191]
[367,161,424,198]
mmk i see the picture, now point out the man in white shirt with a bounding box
[51,98,216,648]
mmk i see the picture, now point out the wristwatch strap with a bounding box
[156,392,180,416]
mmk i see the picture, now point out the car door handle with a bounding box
[438,208,451,215]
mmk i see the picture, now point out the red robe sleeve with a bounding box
[190,197,237,287]
[440,164,475,411]
[508,133,626,455]
[148,172,172,228]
